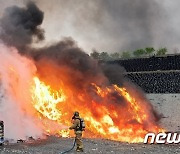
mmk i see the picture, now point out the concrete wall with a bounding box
[147,94,180,132]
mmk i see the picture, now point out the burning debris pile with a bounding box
[0,1,163,143]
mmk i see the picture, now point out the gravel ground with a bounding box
[0,136,180,154]
[147,94,180,131]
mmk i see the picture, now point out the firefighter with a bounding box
[69,111,84,152]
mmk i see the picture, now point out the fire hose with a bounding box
[60,138,76,154]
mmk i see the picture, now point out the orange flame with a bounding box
[31,77,66,121]
[30,75,164,143]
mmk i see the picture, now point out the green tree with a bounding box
[99,52,111,61]
[133,49,146,57]
[121,51,131,59]
[90,49,100,59]
[156,48,168,56]
[145,47,155,55]
[110,52,120,60]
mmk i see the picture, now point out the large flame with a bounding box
[31,77,66,121]
[31,76,163,143]
[0,45,163,142]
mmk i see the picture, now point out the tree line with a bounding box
[90,47,168,60]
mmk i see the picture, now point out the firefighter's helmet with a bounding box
[74,111,79,117]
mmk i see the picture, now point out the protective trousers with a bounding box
[75,131,83,150]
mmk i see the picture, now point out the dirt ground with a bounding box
[0,136,180,154]
[147,94,180,132]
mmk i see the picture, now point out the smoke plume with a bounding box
[0,1,44,51]
[35,0,177,52]
[0,1,161,140]
[0,0,179,52]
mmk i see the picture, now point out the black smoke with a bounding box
[0,1,44,51]
[32,38,109,89]
[0,1,127,89]
[101,63,126,86]
[0,0,161,128]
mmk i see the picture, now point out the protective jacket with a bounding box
[69,116,81,132]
